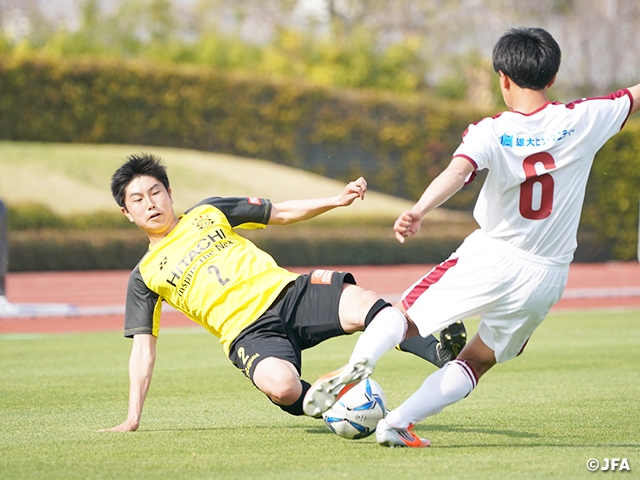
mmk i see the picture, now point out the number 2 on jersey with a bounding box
[207,265,229,286]
[519,152,555,220]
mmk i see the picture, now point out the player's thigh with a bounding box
[290,269,362,347]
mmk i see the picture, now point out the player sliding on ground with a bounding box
[99,154,465,432]
[303,27,640,447]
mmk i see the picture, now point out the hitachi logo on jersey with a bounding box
[165,229,230,287]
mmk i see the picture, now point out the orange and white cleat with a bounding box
[376,419,431,448]
[302,358,375,418]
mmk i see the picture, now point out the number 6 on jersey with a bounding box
[519,152,555,220]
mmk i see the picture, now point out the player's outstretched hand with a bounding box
[97,419,140,433]
[339,177,367,206]
[394,210,422,243]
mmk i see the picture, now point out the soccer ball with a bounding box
[322,378,387,439]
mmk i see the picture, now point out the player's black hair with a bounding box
[111,153,170,208]
[492,27,561,90]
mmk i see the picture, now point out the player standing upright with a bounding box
[303,27,640,447]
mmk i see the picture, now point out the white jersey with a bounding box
[453,89,633,264]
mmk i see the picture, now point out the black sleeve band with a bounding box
[364,299,392,329]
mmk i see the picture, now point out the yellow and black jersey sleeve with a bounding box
[186,197,271,229]
[124,263,162,338]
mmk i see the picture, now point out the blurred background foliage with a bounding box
[4,0,640,102]
[1,0,433,95]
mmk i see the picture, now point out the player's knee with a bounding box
[253,357,301,404]
[361,289,382,310]
[263,381,300,406]
[339,286,389,333]
[274,380,311,416]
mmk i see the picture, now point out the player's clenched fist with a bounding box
[394,210,421,243]
[339,177,367,205]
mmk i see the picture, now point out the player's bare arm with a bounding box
[627,82,640,115]
[394,157,474,243]
[268,177,367,225]
[98,334,157,432]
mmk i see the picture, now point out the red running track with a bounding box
[1,263,639,335]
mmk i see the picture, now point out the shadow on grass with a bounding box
[131,424,328,434]
[303,424,640,449]
[301,423,539,439]
[424,423,540,438]
[112,424,640,449]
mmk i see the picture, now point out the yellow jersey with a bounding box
[124,197,299,354]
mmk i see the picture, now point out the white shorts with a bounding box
[401,230,569,363]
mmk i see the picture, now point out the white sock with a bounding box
[348,306,407,364]
[385,359,477,428]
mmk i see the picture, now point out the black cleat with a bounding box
[436,321,467,367]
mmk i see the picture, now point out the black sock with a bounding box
[398,334,440,367]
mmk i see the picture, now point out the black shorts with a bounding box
[228,269,356,383]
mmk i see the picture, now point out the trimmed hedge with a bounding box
[0,56,481,208]
[0,56,638,261]
[8,230,148,271]
[6,203,132,231]
[6,223,616,272]
[7,228,466,271]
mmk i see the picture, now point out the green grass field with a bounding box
[1,309,639,479]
